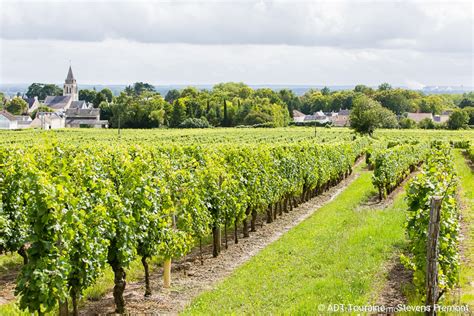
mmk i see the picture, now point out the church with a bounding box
[33,66,108,129]
[43,66,89,111]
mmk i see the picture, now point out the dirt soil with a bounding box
[374,254,412,310]
[0,263,19,305]
[80,160,364,315]
[370,171,420,309]
[361,169,420,211]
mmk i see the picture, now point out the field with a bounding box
[0,127,473,315]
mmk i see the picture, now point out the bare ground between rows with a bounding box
[80,160,365,315]
[361,169,420,211]
[0,263,20,305]
[450,154,474,306]
[368,171,420,308]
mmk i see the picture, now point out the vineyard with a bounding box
[0,127,473,315]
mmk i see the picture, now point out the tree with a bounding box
[419,95,451,114]
[278,89,301,117]
[462,107,474,125]
[165,89,181,104]
[0,92,6,110]
[222,99,230,127]
[6,97,28,115]
[125,82,155,96]
[374,89,416,114]
[170,99,187,127]
[100,88,113,102]
[354,84,374,96]
[447,109,469,130]
[321,86,331,96]
[30,105,54,119]
[399,117,417,129]
[93,92,107,108]
[378,107,399,128]
[26,83,62,100]
[378,82,392,91]
[149,109,165,127]
[418,118,435,129]
[243,110,272,125]
[179,117,210,128]
[79,89,97,103]
[459,98,473,108]
[180,87,199,99]
[349,95,388,135]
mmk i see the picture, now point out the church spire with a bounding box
[63,65,78,101]
[65,65,75,84]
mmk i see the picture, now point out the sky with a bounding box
[0,0,472,87]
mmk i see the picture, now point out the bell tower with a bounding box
[63,65,78,101]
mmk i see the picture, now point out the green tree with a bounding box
[374,89,416,114]
[378,107,399,128]
[462,107,474,125]
[181,87,200,99]
[418,118,435,129]
[6,97,28,115]
[165,89,181,103]
[78,89,97,103]
[349,95,389,135]
[399,117,417,129]
[447,109,469,130]
[125,82,156,96]
[30,105,54,119]
[378,83,392,91]
[93,92,107,108]
[278,89,301,117]
[222,99,230,127]
[149,109,165,127]
[354,84,374,96]
[170,99,187,127]
[26,83,62,100]
[100,88,113,102]
[321,86,331,96]
[419,95,451,114]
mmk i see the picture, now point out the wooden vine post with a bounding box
[163,258,172,288]
[426,196,442,316]
[164,213,176,289]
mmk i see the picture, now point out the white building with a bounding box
[30,112,66,130]
[0,111,18,129]
[15,115,33,129]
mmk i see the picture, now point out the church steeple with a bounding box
[63,65,78,101]
[66,66,75,83]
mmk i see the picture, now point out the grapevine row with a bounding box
[0,137,368,314]
[371,142,430,199]
[402,144,459,299]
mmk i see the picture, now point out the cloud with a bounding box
[1,39,472,85]
[0,0,472,53]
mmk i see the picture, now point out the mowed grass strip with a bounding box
[453,150,474,308]
[184,169,407,315]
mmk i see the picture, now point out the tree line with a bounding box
[1,82,473,129]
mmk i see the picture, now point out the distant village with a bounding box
[291,109,452,127]
[0,67,108,130]
[0,66,462,130]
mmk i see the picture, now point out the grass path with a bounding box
[184,168,408,315]
[453,150,474,308]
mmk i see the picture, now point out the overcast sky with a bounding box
[0,0,472,87]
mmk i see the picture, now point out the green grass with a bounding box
[0,253,22,275]
[184,169,408,315]
[0,256,161,314]
[453,150,474,308]
[0,302,32,316]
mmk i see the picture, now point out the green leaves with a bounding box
[2,136,369,313]
[372,142,429,199]
[404,145,460,298]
